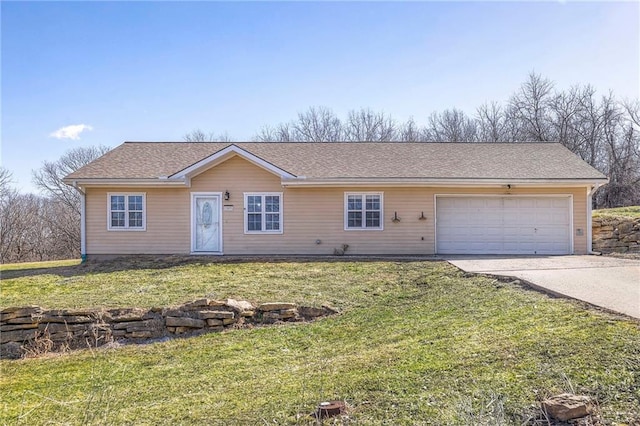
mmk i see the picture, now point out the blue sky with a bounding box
[2,1,638,192]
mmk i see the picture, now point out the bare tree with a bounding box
[183,129,232,142]
[0,168,21,262]
[509,72,555,141]
[424,108,477,142]
[292,106,343,142]
[595,98,640,207]
[398,117,425,142]
[254,123,295,142]
[476,102,509,142]
[247,72,639,207]
[344,108,397,141]
[30,146,111,259]
[33,146,110,214]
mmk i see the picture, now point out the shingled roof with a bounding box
[65,141,607,183]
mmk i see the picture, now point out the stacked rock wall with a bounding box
[0,299,337,359]
[592,217,640,253]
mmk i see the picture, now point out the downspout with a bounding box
[74,182,87,263]
[587,183,603,254]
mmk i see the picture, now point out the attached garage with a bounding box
[436,195,572,255]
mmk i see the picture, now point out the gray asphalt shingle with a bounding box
[65,141,607,181]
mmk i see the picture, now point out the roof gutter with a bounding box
[280,177,609,188]
[62,178,189,187]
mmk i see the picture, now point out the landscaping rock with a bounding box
[182,299,210,309]
[0,323,39,332]
[258,302,296,311]
[165,316,205,328]
[112,320,154,330]
[0,306,42,315]
[279,308,297,319]
[1,297,338,359]
[226,298,254,312]
[5,316,43,324]
[106,308,147,322]
[0,342,23,359]
[298,306,326,318]
[39,323,86,333]
[198,310,234,319]
[262,312,283,321]
[0,329,39,344]
[593,217,640,253]
[541,393,594,421]
[128,331,153,339]
[39,315,93,324]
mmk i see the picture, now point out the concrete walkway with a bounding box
[444,255,640,319]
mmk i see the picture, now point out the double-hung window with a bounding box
[108,193,146,230]
[345,192,383,230]
[244,193,283,234]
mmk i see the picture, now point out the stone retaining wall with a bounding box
[0,299,337,359]
[592,217,640,253]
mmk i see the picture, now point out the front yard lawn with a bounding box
[1,258,639,424]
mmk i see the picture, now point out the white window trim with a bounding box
[107,192,147,231]
[344,192,384,231]
[243,192,283,234]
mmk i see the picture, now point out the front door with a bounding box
[192,194,221,253]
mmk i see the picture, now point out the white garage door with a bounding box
[436,196,571,255]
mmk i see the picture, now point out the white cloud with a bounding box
[49,124,94,140]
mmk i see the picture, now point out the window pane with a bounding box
[347,195,362,211]
[347,211,362,228]
[366,195,380,211]
[265,213,280,230]
[247,196,262,213]
[128,195,143,211]
[129,211,143,228]
[111,212,125,227]
[111,195,125,211]
[366,211,380,228]
[265,196,279,213]
[248,213,262,231]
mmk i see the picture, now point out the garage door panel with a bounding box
[436,196,571,255]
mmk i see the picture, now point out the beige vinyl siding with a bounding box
[86,187,190,254]
[84,155,590,256]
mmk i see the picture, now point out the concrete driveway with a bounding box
[444,255,640,319]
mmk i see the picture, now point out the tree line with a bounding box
[189,74,640,208]
[2,73,638,262]
[1,147,110,263]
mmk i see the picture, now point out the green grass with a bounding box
[1,258,639,424]
[593,205,640,218]
[0,259,80,272]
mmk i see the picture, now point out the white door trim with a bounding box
[191,192,223,254]
[434,194,574,255]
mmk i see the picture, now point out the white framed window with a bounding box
[244,193,283,234]
[107,193,146,231]
[345,192,383,230]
